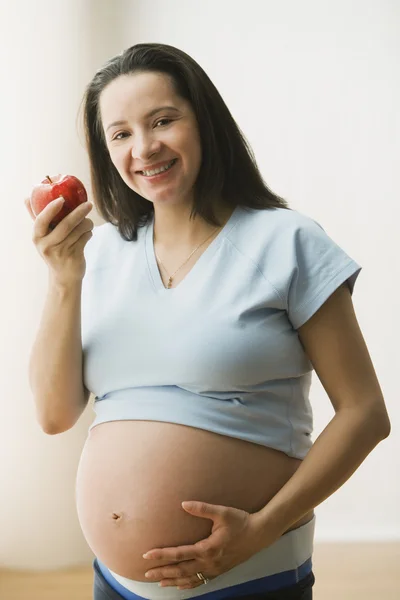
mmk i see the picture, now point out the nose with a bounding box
[130,131,162,161]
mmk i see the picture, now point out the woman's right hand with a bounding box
[25,196,95,287]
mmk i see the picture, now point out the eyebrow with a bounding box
[106,106,180,132]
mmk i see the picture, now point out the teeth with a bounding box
[142,159,175,177]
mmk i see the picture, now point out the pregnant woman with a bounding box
[27,43,390,600]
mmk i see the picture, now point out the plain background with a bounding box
[1,0,398,569]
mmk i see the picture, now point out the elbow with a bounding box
[370,407,391,441]
[342,404,391,443]
[39,418,74,436]
[41,422,68,435]
[35,400,85,435]
[379,415,391,440]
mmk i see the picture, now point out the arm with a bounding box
[254,283,391,541]
[28,276,90,435]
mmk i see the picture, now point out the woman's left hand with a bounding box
[142,501,271,590]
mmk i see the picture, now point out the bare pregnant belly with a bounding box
[75,421,313,581]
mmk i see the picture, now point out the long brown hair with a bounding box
[80,42,290,242]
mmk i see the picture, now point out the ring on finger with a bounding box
[196,572,210,584]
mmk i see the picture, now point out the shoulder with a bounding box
[229,205,361,304]
[237,206,324,236]
[228,206,326,256]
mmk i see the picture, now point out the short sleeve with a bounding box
[286,216,362,330]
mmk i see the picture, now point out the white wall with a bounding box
[0,0,124,569]
[1,0,398,571]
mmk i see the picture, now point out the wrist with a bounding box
[49,274,83,294]
[250,507,288,550]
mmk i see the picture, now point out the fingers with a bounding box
[30,197,64,240]
[24,196,63,221]
[24,196,38,221]
[32,198,93,243]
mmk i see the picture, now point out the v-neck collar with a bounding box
[145,205,243,294]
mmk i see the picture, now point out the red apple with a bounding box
[30,174,88,230]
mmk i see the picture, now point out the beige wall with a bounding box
[1,0,398,571]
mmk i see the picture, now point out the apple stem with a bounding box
[46,175,52,184]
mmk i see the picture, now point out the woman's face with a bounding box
[99,71,202,209]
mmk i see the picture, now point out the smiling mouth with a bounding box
[138,159,178,177]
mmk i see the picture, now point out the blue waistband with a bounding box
[95,557,313,600]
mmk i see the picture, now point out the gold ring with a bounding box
[196,572,209,584]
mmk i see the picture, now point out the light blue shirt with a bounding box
[81,205,361,459]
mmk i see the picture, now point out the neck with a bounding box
[152,202,234,252]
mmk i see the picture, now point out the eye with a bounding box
[112,131,129,141]
[155,118,172,127]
